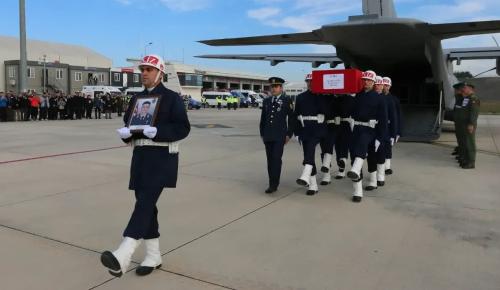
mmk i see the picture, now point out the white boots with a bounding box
[320,171,331,185]
[297,164,313,187]
[321,153,332,173]
[101,237,141,277]
[377,164,386,186]
[334,158,347,179]
[352,181,363,203]
[320,153,332,185]
[365,171,378,191]
[347,157,364,180]
[136,238,163,276]
[385,159,393,175]
[306,175,319,195]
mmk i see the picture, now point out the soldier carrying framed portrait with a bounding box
[127,95,162,132]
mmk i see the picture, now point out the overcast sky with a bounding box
[0,0,499,81]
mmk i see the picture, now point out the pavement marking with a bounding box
[0,145,128,165]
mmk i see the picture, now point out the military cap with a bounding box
[268,77,285,85]
[453,82,475,89]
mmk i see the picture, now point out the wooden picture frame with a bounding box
[127,95,162,133]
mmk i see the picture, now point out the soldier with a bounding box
[382,77,401,175]
[294,73,328,195]
[259,77,294,194]
[333,94,355,179]
[346,71,388,203]
[317,76,337,186]
[453,82,480,169]
[100,54,190,277]
[364,76,389,191]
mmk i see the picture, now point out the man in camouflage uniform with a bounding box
[453,82,480,169]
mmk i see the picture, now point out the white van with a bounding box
[124,87,145,96]
[202,91,231,108]
[82,86,122,98]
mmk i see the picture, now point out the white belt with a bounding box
[327,119,336,125]
[353,120,378,128]
[297,114,325,127]
[133,139,180,153]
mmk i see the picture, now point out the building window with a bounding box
[114,73,121,82]
[75,72,82,82]
[27,67,35,78]
[133,74,139,83]
[99,73,105,83]
[56,69,64,80]
[8,66,16,78]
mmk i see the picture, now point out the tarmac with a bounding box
[0,109,499,290]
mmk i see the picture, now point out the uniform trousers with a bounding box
[264,140,285,188]
[335,123,351,165]
[123,187,163,240]
[301,137,320,176]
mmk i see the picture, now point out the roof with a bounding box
[170,62,268,81]
[0,35,112,68]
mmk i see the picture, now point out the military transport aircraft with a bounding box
[197,0,500,141]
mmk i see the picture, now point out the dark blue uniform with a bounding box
[349,90,388,176]
[294,90,328,176]
[319,94,337,158]
[121,83,190,240]
[382,93,399,160]
[259,94,294,190]
[334,94,355,171]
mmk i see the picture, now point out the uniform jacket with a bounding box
[293,90,328,139]
[454,94,480,127]
[351,90,388,141]
[259,94,294,142]
[123,83,191,189]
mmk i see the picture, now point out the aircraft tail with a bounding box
[362,0,397,18]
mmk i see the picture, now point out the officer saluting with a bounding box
[100,54,190,277]
[260,77,294,194]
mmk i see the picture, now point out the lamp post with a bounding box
[144,42,153,56]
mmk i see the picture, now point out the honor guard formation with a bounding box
[260,70,405,203]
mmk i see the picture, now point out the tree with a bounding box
[454,71,473,81]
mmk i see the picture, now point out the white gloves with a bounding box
[117,127,132,139]
[317,114,325,124]
[390,138,395,146]
[375,139,381,152]
[396,135,400,143]
[143,126,158,139]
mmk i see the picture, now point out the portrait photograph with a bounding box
[127,95,161,132]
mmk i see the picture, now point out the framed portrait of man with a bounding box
[127,95,162,132]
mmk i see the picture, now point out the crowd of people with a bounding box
[0,91,126,122]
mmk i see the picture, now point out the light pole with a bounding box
[144,42,153,56]
[19,0,27,93]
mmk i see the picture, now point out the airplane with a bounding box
[197,0,500,141]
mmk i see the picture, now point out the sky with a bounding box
[0,0,499,82]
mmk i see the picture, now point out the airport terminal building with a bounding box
[124,58,270,101]
[0,35,112,94]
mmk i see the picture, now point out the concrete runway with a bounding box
[1,110,499,290]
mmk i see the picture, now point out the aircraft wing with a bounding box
[430,20,500,39]
[444,47,500,60]
[196,53,342,68]
[199,30,328,46]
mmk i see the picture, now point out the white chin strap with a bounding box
[154,70,162,84]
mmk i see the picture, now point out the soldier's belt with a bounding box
[327,119,336,124]
[133,139,180,153]
[353,119,378,128]
[297,114,325,125]
[341,117,352,123]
